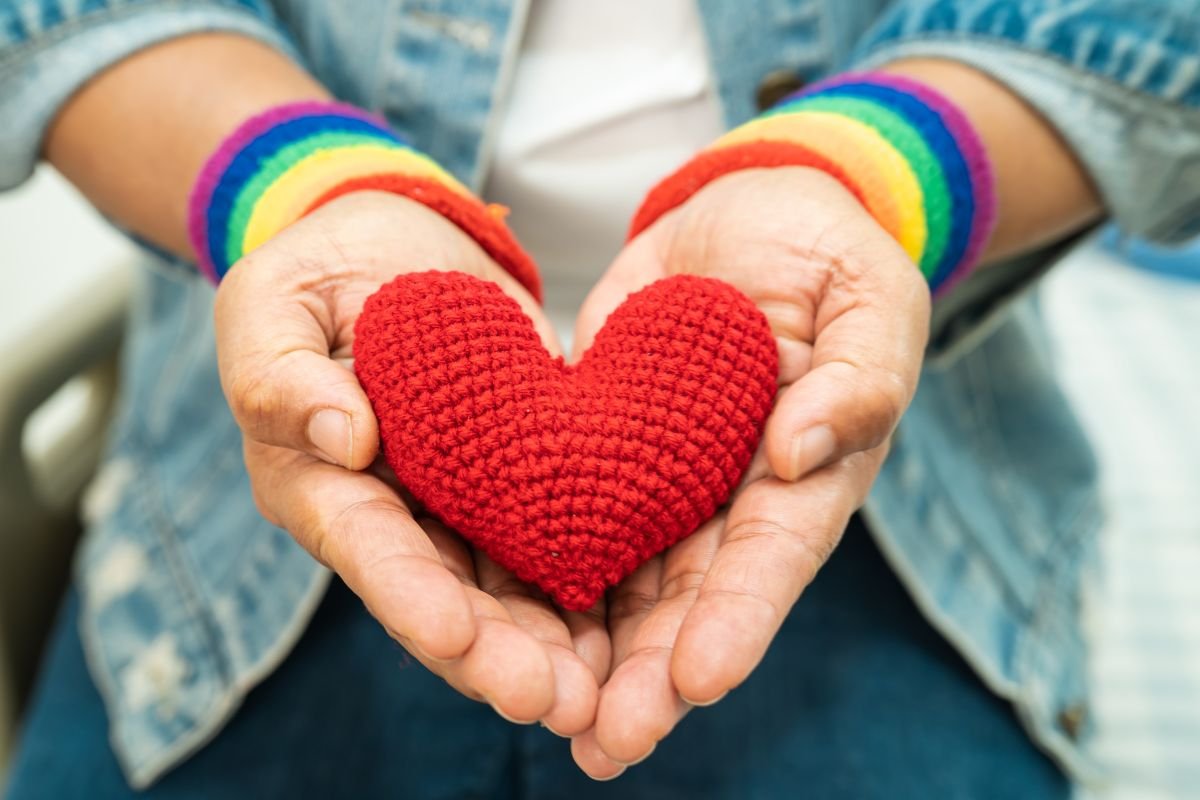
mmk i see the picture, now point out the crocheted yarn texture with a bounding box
[354,271,778,610]
[630,72,995,297]
[188,101,540,298]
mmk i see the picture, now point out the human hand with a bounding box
[567,167,931,776]
[214,191,606,735]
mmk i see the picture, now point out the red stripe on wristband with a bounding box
[308,175,543,302]
[629,141,870,240]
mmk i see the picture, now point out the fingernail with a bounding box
[491,705,521,724]
[614,742,657,767]
[486,697,533,725]
[308,409,353,467]
[407,640,452,666]
[591,766,626,782]
[681,689,729,708]
[788,424,835,479]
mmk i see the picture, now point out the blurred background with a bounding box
[1,168,1198,797]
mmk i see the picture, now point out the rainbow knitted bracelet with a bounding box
[187,100,541,299]
[630,72,996,295]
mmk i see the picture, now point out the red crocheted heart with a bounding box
[353,271,778,611]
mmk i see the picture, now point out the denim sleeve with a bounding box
[850,0,1200,245]
[0,0,300,190]
[844,1,1200,361]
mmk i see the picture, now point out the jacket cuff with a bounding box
[0,2,300,191]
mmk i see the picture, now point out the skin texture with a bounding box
[217,190,605,734]
[567,167,925,776]
[44,34,1103,779]
[884,59,1101,262]
[564,63,1101,775]
[45,34,330,256]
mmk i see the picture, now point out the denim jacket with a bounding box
[2,0,1199,789]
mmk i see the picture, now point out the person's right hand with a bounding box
[214,190,608,736]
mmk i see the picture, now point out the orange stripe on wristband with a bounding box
[629,141,869,239]
[713,112,927,260]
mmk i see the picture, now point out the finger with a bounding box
[764,246,930,481]
[265,499,536,723]
[442,592,558,723]
[217,264,379,470]
[475,553,598,735]
[564,601,611,685]
[594,519,722,765]
[736,440,773,489]
[342,516,555,722]
[594,638,689,767]
[670,451,884,705]
[606,555,662,666]
[246,441,474,660]
[570,729,627,781]
[415,517,479,587]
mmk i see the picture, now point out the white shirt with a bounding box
[483,0,726,337]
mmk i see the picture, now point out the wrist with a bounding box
[665,166,870,252]
[657,166,925,304]
[879,58,1102,261]
[685,166,856,215]
[188,99,541,299]
[267,189,504,281]
[631,70,996,297]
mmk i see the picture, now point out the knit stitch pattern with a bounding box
[630,72,996,296]
[187,101,541,299]
[353,271,778,610]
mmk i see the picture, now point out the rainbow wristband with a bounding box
[630,72,996,295]
[187,100,541,300]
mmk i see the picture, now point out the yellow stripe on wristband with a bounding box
[242,145,472,254]
[713,111,927,261]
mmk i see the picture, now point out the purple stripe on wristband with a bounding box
[186,100,392,281]
[864,74,996,290]
[791,72,997,292]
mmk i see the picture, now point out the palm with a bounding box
[372,461,613,730]
[427,525,611,732]
[568,169,928,775]
[222,192,606,735]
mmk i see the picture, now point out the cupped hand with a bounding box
[568,167,931,777]
[214,191,608,735]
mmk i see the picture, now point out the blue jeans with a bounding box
[6,519,1069,799]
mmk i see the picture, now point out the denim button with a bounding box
[756,69,806,111]
[1057,702,1088,740]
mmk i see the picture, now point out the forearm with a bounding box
[44,33,327,258]
[880,58,1103,266]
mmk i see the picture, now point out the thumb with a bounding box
[214,264,379,470]
[764,258,929,481]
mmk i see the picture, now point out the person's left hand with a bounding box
[566,167,932,778]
